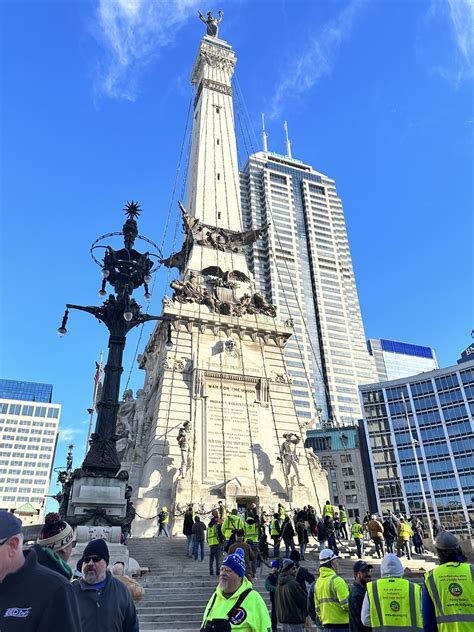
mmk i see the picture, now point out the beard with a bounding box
[83,568,106,584]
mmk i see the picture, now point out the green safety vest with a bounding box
[340,510,347,523]
[351,523,363,539]
[424,563,474,632]
[222,515,242,539]
[207,523,219,546]
[278,507,286,520]
[398,522,412,540]
[244,520,259,543]
[270,519,281,537]
[314,566,349,625]
[323,504,334,517]
[367,577,422,631]
[160,510,169,524]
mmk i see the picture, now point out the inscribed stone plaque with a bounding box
[203,378,260,483]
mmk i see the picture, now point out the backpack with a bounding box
[200,588,252,632]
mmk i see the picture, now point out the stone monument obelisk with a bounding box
[127,16,328,535]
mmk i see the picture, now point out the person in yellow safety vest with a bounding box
[158,506,170,537]
[244,516,259,578]
[278,503,286,520]
[270,514,282,559]
[351,518,364,560]
[217,500,227,523]
[201,547,271,631]
[222,509,243,541]
[396,516,413,559]
[323,500,334,519]
[338,505,348,539]
[361,553,422,630]
[314,548,350,631]
[422,530,474,632]
[207,510,224,576]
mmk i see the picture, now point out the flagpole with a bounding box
[85,352,103,460]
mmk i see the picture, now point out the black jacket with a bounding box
[0,548,82,632]
[295,566,315,591]
[296,521,309,544]
[183,512,194,536]
[383,519,396,539]
[281,521,295,540]
[349,582,371,632]
[72,572,138,632]
[275,572,307,623]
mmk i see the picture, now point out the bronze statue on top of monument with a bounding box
[198,10,223,38]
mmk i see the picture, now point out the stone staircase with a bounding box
[127,535,437,631]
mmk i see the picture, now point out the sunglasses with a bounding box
[83,555,104,564]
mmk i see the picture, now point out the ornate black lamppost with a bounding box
[58,202,169,477]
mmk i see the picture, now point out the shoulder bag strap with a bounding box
[227,588,253,617]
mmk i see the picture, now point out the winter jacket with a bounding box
[183,512,194,536]
[349,582,371,632]
[367,519,383,538]
[281,521,295,540]
[32,543,73,580]
[383,519,396,540]
[72,571,138,632]
[295,565,315,591]
[296,521,309,544]
[192,520,207,541]
[275,572,308,624]
[0,548,82,632]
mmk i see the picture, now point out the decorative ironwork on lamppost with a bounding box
[57,201,170,477]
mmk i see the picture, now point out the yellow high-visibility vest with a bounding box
[207,523,219,546]
[367,577,422,631]
[425,562,474,632]
[244,520,258,543]
[314,566,349,625]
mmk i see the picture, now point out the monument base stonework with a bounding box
[129,302,328,537]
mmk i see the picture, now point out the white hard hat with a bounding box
[319,548,338,564]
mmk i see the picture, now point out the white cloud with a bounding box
[94,0,200,100]
[59,426,84,442]
[446,0,474,78]
[269,0,365,119]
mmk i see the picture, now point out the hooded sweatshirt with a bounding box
[275,571,308,623]
[32,543,73,580]
[361,554,405,626]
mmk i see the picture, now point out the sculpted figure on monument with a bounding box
[305,448,325,476]
[177,427,188,479]
[198,10,223,38]
[280,433,303,487]
[116,389,136,461]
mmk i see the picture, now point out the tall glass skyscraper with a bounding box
[240,151,377,425]
[367,338,438,381]
[360,360,474,534]
[0,379,60,524]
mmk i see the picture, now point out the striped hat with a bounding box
[37,512,74,552]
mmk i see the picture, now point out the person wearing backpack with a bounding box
[201,548,271,631]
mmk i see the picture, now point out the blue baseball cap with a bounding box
[0,511,22,541]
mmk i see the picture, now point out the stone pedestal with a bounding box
[68,476,127,520]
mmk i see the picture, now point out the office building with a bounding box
[241,151,377,426]
[367,338,438,381]
[306,425,374,518]
[0,379,60,524]
[360,360,474,534]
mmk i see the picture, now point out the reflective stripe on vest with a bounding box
[207,524,219,546]
[425,563,474,632]
[315,571,349,625]
[244,521,258,542]
[368,578,422,631]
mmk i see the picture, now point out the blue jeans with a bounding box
[194,539,204,560]
[185,533,194,556]
[354,537,363,559]
[158,523,169,537]
[299,542,307,559]
[284,539,296,558]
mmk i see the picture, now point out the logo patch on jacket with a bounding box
[228,607,247,624]
[4,608,31,618]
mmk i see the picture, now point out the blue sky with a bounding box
[1,0,472,508]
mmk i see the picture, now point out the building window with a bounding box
[346,494,358,504]
[333,495,339,504]
[34,407,46,418]
[216,138,220,145]
[340,454,352,463]
[331,482,338,492]
[22,405,34,416]
[342,467,354,476]
[314,437,331,450]
[344,480,356,490]
[47,408,59,419]
[8,405,21,415]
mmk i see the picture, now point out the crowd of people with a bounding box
[1,503,472,632]
[0,510,141,631]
